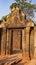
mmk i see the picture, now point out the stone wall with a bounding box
[0,26,36,59]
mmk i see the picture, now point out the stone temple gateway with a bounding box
[0,7,36,59]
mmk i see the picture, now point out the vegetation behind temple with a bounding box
[1,0,36,21]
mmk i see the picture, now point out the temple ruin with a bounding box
[0,7,36,59]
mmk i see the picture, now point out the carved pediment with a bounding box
[0,7,26,28]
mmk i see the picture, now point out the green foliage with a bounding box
[10,2,18,9]
[10,0,36,18]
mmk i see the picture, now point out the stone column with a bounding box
[34,27,36,58]
[22,28,26,55]
[1,28,6,55]
[30,27,34,59]
[26,27,30,57]
[6,29,12,55]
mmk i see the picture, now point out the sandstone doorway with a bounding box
[6,29,22,54]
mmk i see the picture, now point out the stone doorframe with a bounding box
[1,28,25,55]
[6,28,22,54]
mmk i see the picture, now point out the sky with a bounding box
[0,0,36,22]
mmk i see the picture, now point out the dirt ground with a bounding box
[0,54,36,65]
[16,54,36,65]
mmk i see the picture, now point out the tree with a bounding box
[10,0,36,18]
